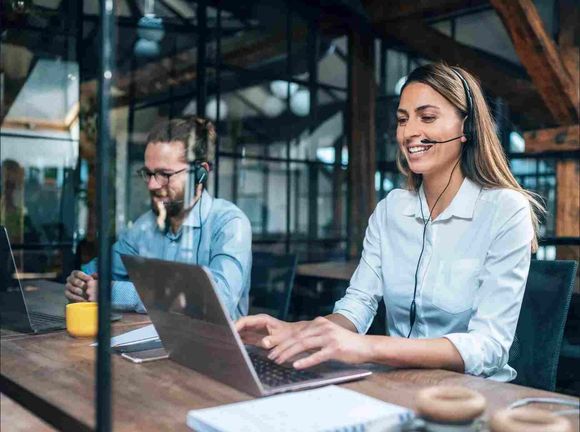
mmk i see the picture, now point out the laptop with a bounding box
[0,225,67,333]
[122,255,372,397]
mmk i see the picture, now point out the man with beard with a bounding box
[64,116,252,319]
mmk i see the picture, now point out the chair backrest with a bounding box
[509,259,578,391]
[249,252,298,321]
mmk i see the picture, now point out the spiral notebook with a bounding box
[186,385,414,432]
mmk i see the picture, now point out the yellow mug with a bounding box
[66,302,98,338]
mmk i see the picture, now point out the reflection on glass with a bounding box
[511,157,556,236]
[509,131,525,153]
[1,53,80,277]
[317,36,348,89]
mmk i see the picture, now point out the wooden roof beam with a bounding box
[110,25,310,106]
[559,0,579,117]
[523,125,579,153]
[490,0,579,125]
[362,0,489,23]
[372,19,553,130]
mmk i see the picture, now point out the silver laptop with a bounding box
[0,225,66,333]
[122,255,372,397]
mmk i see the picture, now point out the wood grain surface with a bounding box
[1,313,578,431]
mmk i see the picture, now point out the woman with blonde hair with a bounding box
[237,62,544,381]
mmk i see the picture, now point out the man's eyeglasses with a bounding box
[136,168,187,186]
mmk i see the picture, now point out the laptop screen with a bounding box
[0,225,31,329]
[0,226,21,293]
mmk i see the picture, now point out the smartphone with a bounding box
[120,347,169,363]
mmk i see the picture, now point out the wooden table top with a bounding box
[1,314,578,432]
[296,260,359,282]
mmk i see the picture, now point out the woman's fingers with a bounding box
[272,335,328,364]
[262,323,299,348]
[268,320,328,360]
[293,347,333,369]
[235,314,283,335]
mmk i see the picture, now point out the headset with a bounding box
[190,160,209,187]
[187,160,209,265]
[451,67,474,145]
[406,67,474,338]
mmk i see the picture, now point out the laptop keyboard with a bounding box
[29,311,66,330]
[248,352,322,388]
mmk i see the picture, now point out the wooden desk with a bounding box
[1,394,56,432]
[296,260,359,282]
[1,314,578,432]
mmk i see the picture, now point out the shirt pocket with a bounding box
[432,259,481,314]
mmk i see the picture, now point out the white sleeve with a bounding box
[334,200,385,333]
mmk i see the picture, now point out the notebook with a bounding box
[186,385,414,432]
[90,323,160,347]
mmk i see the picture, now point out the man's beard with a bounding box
[151,196,184,218]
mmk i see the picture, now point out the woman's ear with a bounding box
[460,117,469,143]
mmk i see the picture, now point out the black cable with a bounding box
[407,158,462,338]
[196,192,203,265]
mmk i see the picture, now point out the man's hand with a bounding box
[65,271,98,302]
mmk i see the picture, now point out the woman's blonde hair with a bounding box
[396,62,545,251]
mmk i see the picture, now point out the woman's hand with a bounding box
[266,316,374,369]
[235,314,308,349]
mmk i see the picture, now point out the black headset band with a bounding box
[450,67,473,119]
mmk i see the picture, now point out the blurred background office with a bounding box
[1,0,578,393]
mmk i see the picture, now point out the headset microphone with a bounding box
[421,135,464,144]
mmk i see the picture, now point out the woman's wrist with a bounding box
[364,335,396,364]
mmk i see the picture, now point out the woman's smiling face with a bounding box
[396,82,466,177]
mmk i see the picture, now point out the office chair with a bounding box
[249,252,298,321]
[509,259,578,391]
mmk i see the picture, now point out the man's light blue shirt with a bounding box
[83,190,252,320]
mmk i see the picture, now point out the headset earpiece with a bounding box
[196,166,208,186]
[191,161,208,187]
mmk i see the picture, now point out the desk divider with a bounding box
[96,0,116,430]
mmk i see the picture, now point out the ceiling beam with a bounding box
[111,26,309,106]
[559,0,579,114]
[125,0,142,18]
[158,0,193,26]
[373,19,553,129]
[558,0,579,48]
[363,0,489,23]
[490,0,578,125]
[523,125,580,153]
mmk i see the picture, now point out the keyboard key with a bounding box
[248,352,322,388]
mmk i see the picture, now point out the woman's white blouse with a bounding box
[334,178,534,381]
